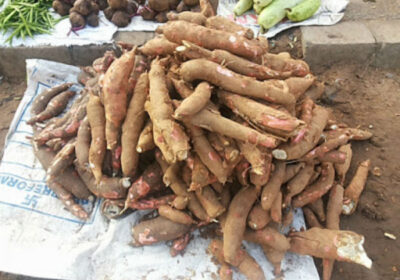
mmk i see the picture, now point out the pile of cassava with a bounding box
[28,14,373,280]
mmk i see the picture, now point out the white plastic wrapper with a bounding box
[0,0,348,47]
[218,0,349,38]
[0,59,319,280]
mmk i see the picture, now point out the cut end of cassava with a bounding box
[272,149,287,160]
[122,177,131,188]
[342,200,355,215]
[176,45,187,52]
[337,234,372,269]
[177,150,188,161]
[136,147,143,153]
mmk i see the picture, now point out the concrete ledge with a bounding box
[366,20,400,68]
[301,21,376,69]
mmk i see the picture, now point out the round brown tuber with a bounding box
[155,12,168,23]
[52,0,72,16]
[139,6,156,20]
[148,0,169,12]
[104,6,115,21]
[97,0,108,10]
[87,13,99,27]
[90,1,100,14]
[176,1,190,12]
[111,10,131,27]
[183,0,199,6]
[126,0,139,16]
[69,11,86,28]
[107,0,128,9]
[73,0,92,16]
[136,0,145,4]
[168,0,180,10]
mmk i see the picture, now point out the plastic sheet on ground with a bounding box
[0,0,348,47]
[0,59,320,280]
[218,0,349,38]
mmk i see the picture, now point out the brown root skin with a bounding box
[186,124,227,184]
[289,228,372,269]
[324,184,344,280]
[199,0,215,17]
[171,78,193,99]
[149,59,190,162]
[30,83,73,116]
[219,263,233,280]
[177,41,288,80]
[334,144,353,184]
[132,216,190,246]
[270,191,282,223]
[102,47,136,151]
[205,16,253,39]
[159,21,265,59]
[174,82,212,120]
[32,141,91,199]
[308,198,326,223]
[263,52,310,77]
[282,162,305,183]
[125,162,164,207]
[128,195,176,210]
[167,11,207,25]
[286,74,316,100]
[244,226,290,252]
[317,150,347,164]
[121,73,149,178]
[209,239,266,280]
[181,59,294,106]
[52,0,72,16]
[342,159,371,215]
[139,35,179,57]
[171,196,189,210]
[284,163,314,207]
[303,207,323,228]
[262,245,286,276]
[195,186,225,219]
[163,163,209,221]
[108,0,128,9]
[136,120,155,153]
[47,140,76,178]
[237,140,269,177]
[303,133,350,161]
[87,94,106,183]
[159,205,196,225]
[47,180,89,220]
[273,105,329,160]
[190,155,212,191]
[292,162,335,208]
[28,90,76,125]
[248,203,271,230]
[74,160,129,199]
[188,106,279,148]
[223,186,258,266]
[170,233,191,257]
[93,51,115,74]
[261,161,286,211]
[218,90,303,137]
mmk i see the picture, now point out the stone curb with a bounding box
[301,20,400,69]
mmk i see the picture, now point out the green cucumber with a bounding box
[234,0,253,16]
[257,0,304,29]
[253,0,273,14]
[286,0,321,22]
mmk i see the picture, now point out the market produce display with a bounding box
[27,14,373,279]
[234,0,321,31]
[138,0,218,23]
[0,0,59,44]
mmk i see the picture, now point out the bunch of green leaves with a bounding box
[0,0,61,44]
